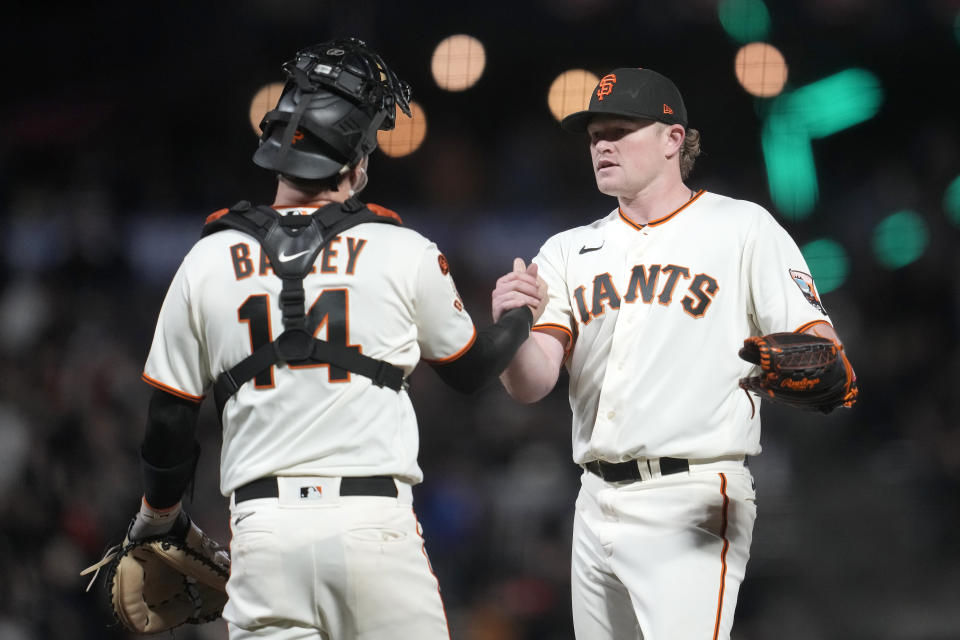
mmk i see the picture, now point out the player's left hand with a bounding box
[81,509,230,635]
[492,258,547,324]
[738,332,858,414]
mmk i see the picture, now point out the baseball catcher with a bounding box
[83,35,544,640]
[738,331,858,414]
[81,504,229,635]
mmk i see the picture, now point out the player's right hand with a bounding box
[492,258,548,324]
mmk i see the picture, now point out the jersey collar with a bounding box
[618,189,705,230]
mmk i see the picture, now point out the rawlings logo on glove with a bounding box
[81,509,230,635]
[738,332,858,415]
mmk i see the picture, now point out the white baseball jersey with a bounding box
[532,190,832,464]
[142,204,476,495]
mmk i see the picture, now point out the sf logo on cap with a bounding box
[597,74,617,101]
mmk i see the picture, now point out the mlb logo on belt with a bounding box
[300,486,323,499]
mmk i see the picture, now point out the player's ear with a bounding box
[348,156,369,195]
[664,124,685,157]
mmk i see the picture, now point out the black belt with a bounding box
[235,476,398,503]
[584,457,690,483]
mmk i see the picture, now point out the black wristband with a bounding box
[141,443,199,509]
[430,306,533,395]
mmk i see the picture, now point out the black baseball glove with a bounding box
[738,332,858,414]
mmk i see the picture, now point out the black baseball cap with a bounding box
[561,67,688,132]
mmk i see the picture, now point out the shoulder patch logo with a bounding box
[789,269,827,315]
[438,254,450,275]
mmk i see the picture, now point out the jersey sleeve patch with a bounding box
[438,254,450,275]
[789,269,827,315]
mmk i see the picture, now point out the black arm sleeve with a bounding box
[140,388,202,508]
[429,307,533,395]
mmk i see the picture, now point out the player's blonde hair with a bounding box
[679,128,701,180]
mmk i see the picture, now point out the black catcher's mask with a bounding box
[253,37,413,181]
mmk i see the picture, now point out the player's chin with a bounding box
[594,175,622,196]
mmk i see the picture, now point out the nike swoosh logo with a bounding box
[579,243,604,254]
[278,249,311,262]
[234,512,255,526]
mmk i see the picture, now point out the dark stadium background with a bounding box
[1,1,958,638]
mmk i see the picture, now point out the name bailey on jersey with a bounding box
[572,263,719,324]
[227,235,367,279]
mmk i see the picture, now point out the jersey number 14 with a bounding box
[237,289,360,388]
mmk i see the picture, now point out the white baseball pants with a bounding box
[223,477,450,640]
[571,459,756,640]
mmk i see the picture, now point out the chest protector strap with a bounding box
[202,198,405,418]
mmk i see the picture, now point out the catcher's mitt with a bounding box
[81,514,230,635]
[738,332,858,415]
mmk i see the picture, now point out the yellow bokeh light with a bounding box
[547,69,600,122]
[377,101,427,157]
[249,82,285,135]
[734,43,788,98]
[431,34,486,91]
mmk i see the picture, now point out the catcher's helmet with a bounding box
[253,37,412,181]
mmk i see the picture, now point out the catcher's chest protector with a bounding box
[202,198,405,418]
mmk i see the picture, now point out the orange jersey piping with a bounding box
[413,506,452,639]
[141,373,204,403]
[533,322,573,341]
[713,473,731,640]
[533,323,574,360]
[421,327,478,364]
[211,202,404,225]
[618,189,705,230]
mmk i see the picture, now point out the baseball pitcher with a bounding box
[493,67,857,640]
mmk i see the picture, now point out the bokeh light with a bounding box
[249,82,285,135]
[718,0,771,43]
[760,68,882,219]
[786,68,883,139]
[431,35,486,91]
[377,101,427,157]
[761,113,817,219]
[872,210,929,269]
[734,42,788,97]
[547,69,600,122]
[800,238,849,293]
[945,175,960,226]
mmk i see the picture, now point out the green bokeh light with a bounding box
[945,175,960,226]
[762,113,817,219]
[760,69,882,220]
[787,69,883,138]
[800,238,849,293]
[872,210,929,269]
[718,0,771,43]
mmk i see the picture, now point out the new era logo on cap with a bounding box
[561,67,688,132]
